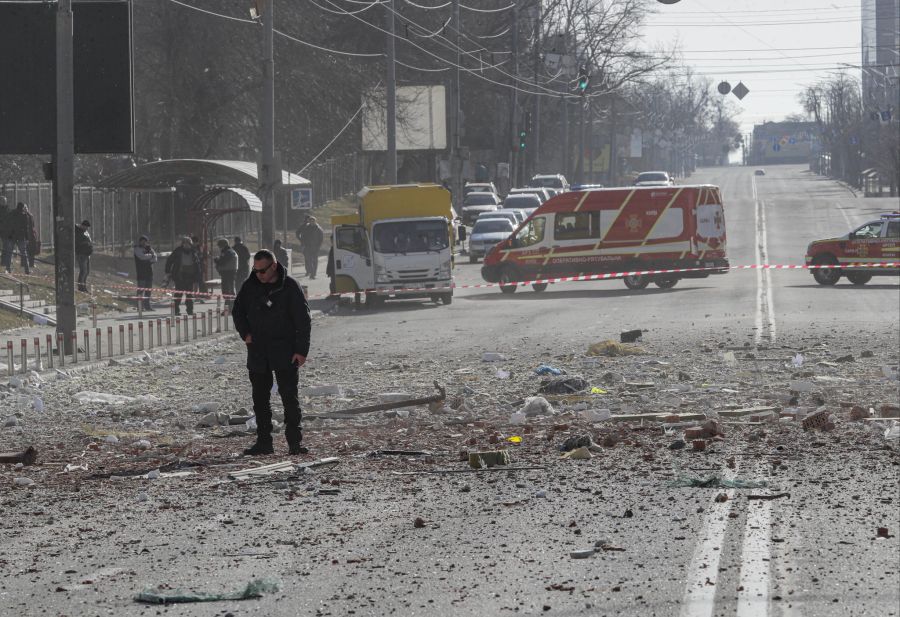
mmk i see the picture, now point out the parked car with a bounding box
[502,193,542,218]
[805,212,900,285]
[633,171,674,187]
[464,182,498,197]
[461,192,501,225]
[529,173,569,192]
[754,169,766,176]
[477,210,521,226]
[508,187,552,203]
[468,217,515,263]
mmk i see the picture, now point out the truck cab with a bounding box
[332,184,455,306]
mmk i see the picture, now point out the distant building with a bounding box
[750,121,819,166]
[861,0,900,113]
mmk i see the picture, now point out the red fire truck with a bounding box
[480,185,729,292]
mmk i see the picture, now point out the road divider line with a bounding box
[760,197,777,343]
[679,488,736,617]
[737,484,773,617]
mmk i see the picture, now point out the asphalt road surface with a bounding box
[1,165,897,617]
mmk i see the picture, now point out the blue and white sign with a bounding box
[290,187,312,210]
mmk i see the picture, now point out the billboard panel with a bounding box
[362,85,447,151]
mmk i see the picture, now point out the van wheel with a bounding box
[812,255,841,285]
[654,278,678,289]
[846,272,872,285]
[499,267,518,294]
[441,294,453,305]
[623,274,650,290]
[532,282,548,292]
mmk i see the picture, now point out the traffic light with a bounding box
[519,129,527,151]
[576,65,590,94]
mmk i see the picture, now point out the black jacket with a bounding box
[75,227,93,256]
[232,262,311,372]
[165,246,202,283]
[234,241,251,280]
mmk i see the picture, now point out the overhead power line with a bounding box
[459,2,515,13]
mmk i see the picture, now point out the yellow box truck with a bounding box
[332,184,455,307]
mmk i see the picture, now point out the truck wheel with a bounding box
[532,282,548,292]
[623,274,650,290]
[469,254,478,264]
[812,255,841,285]
[654,278,678,289]
[846,272,872,286]
[441,293,453,305]
[499,267,518,294]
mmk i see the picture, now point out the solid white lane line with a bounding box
[759,198,777,343]
[679,489,736,617]
[753,176,764,346]
[737,493,773,617]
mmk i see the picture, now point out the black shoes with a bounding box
[243,440,275,456]
[289,443,309,455]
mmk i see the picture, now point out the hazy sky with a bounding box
[640,0,863,134]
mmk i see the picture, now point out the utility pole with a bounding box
[576,98,585,183]
[449,0,462,207]
[260,0,276,248]
[561,96,568,179]
[53,0,76,352]
[607,95,617,185]
[508,2,519,188]
[532,6,541,176]
[385,0,397,184]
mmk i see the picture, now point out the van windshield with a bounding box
[636,172,668,182]
[373,220,449,254]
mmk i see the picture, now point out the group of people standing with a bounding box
[0,196,39,276]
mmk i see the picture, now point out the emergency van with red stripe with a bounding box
[804,212,900,286]
[480,185,729,292]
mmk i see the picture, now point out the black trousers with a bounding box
[249,366,302,444]
[172,277,195,314]
[220,271,236,308]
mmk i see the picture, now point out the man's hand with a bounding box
[244,334,252,344]
[292,354,307,367]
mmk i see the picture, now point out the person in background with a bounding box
[295,215,324,279]
[326,245,337,297]
[23,204,38,270]
[214,238,238,310]
[165,236,201,315]
[233,236,251,283]
[191,234,207,297]
[273,238,289,273]
[3,202,35,275]
[133,235,157,311]
[232,249,311,456]
[0,196,11,273]
[74,219,93,290]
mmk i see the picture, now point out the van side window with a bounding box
[515,217,546,247]
[886,221,899,239]
[554,213,591,240]
[336,226,369,257]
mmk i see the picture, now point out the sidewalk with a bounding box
[0,255,334,376]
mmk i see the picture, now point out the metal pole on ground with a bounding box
[57,332,65,367]
[70,331,78,364]
[95,328,101,359]
[6,341,13,376]
[127,323,134,353]
[107,326,113,358]
[46,334,53,369]
[83,329,90,361]
[19,339,26,374]
[34,337,41,371]
[118,325,125,355]
[138,322,144,351]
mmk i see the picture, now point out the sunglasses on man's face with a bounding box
[251,262,274,275]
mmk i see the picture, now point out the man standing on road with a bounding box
[165,236,201,315]
[295,215,324,279]
[214,238,238,310]
[233,236,251,284]
[232,249,311,456]
[133,235,157,311]
[75,220,93,291]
